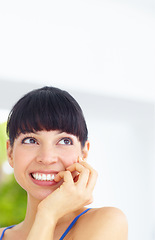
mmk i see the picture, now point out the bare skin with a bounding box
[0,130,128,240]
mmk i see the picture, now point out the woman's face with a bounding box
[7,130,89,201]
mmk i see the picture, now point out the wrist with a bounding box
[27,210,57,240]
[36,207,58,226]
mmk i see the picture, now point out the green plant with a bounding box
[0,122,27,227]
[0,175,27,227]
[0,122,7,164]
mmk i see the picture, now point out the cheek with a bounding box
[61,149,80,168]
[13,149,30,173]
[12,150,30,190]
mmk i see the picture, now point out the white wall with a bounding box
[73,91,155,240]
[0,0,155,102]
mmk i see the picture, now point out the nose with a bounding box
[36,145,58,165]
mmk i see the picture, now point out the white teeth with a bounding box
[38,174,42,180]
[42,174,46,181]
[32,173,55,181]
[46,174,51,181]
[46,174,55,181]
[51,174,55,180]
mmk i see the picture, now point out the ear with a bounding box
[82,140,90,161]
[7,140,14,168]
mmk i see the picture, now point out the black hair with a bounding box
[7,86,88,147]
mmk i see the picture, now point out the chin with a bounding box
[28,188,55,202]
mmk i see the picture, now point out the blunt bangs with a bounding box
[7,87,88,147]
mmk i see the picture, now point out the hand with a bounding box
[37,160,98,222]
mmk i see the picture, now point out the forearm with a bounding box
[27,210,57,240]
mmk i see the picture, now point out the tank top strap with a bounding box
[59,208,91,240]
[0,225,15,240]
[0,209,91,240]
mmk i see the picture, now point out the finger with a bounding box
[78,161,98,192]
[66,162,85,172]
[77,161,94,171]
[54,170,74,184]
[66,163,90,188]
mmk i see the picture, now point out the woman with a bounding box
[0,86,128,240]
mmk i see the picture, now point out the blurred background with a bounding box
[0,0,155,239]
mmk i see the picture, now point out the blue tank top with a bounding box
[0,208,91,240]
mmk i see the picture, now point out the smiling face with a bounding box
[7,130,89,201]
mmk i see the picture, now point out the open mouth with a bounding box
[31,173,56,181]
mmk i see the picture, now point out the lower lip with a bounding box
[30,174,58,186]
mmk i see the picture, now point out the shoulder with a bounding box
[75,207,128,240]
[0,227,5,235]
[86,207,128,228]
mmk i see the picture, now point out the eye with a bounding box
[22,137,38,145]
[58,137,73,145]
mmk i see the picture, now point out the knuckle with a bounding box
[84,168,90,174]
[76,162,80,168]
[92,169,98,177]
[95,170,98,177]
[73,163,80,169]
[85,192,93,201]
[65,170,71,176]
[87,196,93,204]
[84,195,90,202]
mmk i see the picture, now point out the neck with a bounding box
[17,195,40,236]
[18,194,86,238]
[25,195,40,226]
